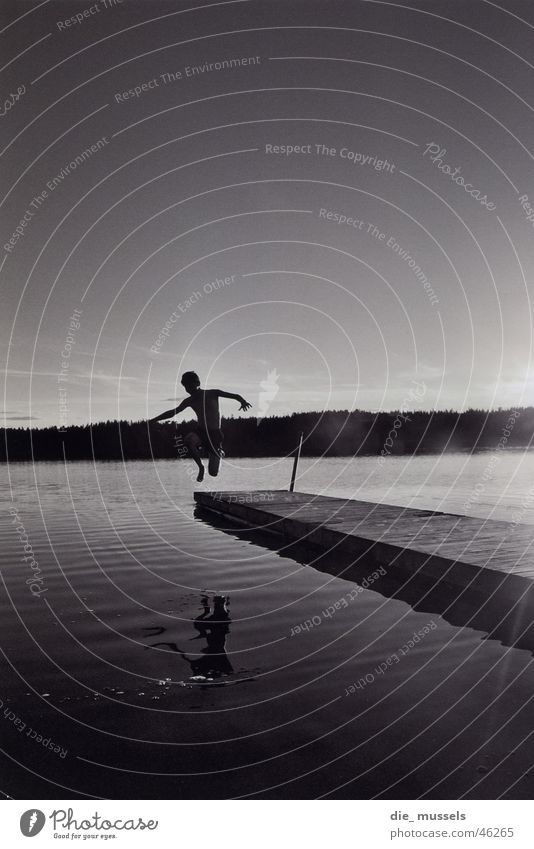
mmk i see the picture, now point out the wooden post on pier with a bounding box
[289,432,304,492]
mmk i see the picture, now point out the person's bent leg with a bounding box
[208,452,221,477]
[184,432,205,482]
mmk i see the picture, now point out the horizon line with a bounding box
[1,405,530,431]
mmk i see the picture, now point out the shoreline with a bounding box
[2,445,533,464]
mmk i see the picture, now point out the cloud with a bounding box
[1,415,39,420]
[0,369,59,377]
[0,409,39,417]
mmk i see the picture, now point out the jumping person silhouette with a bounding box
[150,371,251,481]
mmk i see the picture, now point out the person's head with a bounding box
[181,371,201,393]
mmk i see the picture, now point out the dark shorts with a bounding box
[191,426,223,456]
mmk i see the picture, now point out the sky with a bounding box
[2,0,534,427]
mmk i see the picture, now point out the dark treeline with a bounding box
[1,408,531,461]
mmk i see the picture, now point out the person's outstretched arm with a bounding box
[217,390,252,411]
[149,398,190,423]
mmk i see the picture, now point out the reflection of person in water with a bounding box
[190,594,233,678]
[146,595,233,680]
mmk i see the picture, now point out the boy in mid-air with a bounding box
[150,371,251,481]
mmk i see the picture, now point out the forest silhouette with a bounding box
[1,407,531,461]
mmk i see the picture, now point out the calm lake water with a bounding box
[1,452,534,799]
